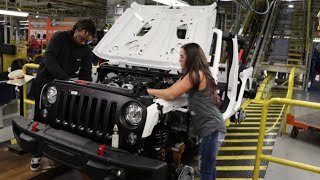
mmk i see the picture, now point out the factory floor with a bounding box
[265,88,320,180]
[0,89,320,179]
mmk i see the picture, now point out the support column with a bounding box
[4,15,7,44]
[235,3,241,34]
[9,16,13,43]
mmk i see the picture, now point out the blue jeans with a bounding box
[199,130,225,180]
[310,60,318,81]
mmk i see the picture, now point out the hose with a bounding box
[265,104,285,133]
[244,0,274,15]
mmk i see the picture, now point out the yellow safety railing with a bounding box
[282,67,295,133]
[253,98,320,179]
[22,63,39,119]
[253,66,317,179]
[253,74,273,102]
[262,67,295,133]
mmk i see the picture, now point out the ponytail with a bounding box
[209,77,221,108]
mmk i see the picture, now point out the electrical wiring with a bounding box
[244,0,275,15]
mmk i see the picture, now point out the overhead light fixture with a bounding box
[313,38,320,42]
[288,4,294,8]
[0,9,29,17]
[152,0,189,6]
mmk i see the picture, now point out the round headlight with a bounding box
[125,102,143,125]
[47,86,57,104]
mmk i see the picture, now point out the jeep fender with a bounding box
[222,36,239,120]
[234,66,253,112]
[142,96,188,138]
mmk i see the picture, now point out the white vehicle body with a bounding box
[94,2,253,138]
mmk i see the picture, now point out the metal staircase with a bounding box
[288,2,306,65]
[253,0,311,89]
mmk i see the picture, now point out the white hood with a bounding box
[93,2,217,72]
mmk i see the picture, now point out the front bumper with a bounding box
[12,117,167,180]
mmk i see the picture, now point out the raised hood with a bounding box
[93,2,217,72]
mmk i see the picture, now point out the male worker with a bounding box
[27,35,40,54]
[30,18,96,171]
[309,44,320,90]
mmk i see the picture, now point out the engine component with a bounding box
[154,129,167,161]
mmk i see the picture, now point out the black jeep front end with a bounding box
[13,118,167,179]
[13,80,167,180]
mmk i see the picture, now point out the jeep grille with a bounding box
[56,90,117,138]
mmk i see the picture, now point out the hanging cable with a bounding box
[244,0,274,15]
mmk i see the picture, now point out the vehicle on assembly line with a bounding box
[13,2,255,180]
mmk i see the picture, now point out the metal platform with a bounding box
[295,111,320,128]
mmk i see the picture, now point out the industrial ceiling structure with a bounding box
[0,0,108,18]
[0,0,219,18]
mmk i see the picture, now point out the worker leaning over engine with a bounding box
[147,42,226,180]
[30,18,96,171]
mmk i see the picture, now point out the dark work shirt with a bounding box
[32,30,92,122]
[36,30,92,82]
[311,50,320,63]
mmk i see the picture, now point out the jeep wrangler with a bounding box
[13,2,254,180]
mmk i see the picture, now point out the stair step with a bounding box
[290,43,304,47]
[290,39,304,42]
[291,32,304,34]
[288,53,303,57]
[288,58,303,62]
[289,48,304,53]
[290,37,304,42]
[292,28,304,30]
[291,35,305,38]
[293,19,304,21]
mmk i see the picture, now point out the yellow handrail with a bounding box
[265,67,295,133]
[22,63,39,119]
[283,66,295,133]
[253,98,320,180]
[254,74,273,101]
[286,67,295,100]
[265,105,285,133]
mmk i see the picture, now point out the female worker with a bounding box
[147,42,226,180]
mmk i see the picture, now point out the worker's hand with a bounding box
[135,84,154,99]
[139,84,148,95]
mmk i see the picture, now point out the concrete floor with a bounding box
[265,89,320,180]
[0,101,33,143]
[0,99,19,143]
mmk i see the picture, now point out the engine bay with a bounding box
[97,64,180,96]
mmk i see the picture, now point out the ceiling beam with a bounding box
[0,4,83,16]
[51,0,107,10]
